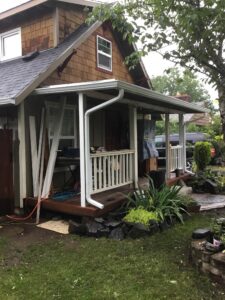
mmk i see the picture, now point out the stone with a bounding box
[86,221,105,237]
[204,179,219,194]
[109,228,125,240]
[94,217,105,224]
[211,252,225,270]
[159,220,170,231]
[127,223,151,239]
[192,228,211,240]
[104,219,122,228]
[68,220,87,235]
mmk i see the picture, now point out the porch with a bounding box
[19,79,207,219]
[24,174,189,217]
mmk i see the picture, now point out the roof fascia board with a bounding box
[33,79,118,95]
[0,0,48,21]
[0,0,98,21]
[57,0,99,7]
[15,20,102,105]
[117,81,209,114]
[132,42,152,89]
[0,98,15,105]
[34,79,208,113]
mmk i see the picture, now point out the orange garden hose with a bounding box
[6,196,47,222]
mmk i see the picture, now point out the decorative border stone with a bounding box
[191,238,225,284]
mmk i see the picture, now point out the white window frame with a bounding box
[96,35,112,72]
[0,28,22,61]
[45,101,77,149]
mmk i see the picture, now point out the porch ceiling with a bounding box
[33,79,209,114]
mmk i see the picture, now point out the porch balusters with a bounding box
[91,150,135,193]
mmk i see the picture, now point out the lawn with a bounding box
[1,213,225,300]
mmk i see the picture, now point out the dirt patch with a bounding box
[0,218,75,268]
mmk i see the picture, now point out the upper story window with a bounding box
[97,35,112,72]
[0,28,22,61]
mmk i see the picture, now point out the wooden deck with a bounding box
[24,185,134,218]
[24,174,191,218]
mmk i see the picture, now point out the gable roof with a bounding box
[0,21,102,105]
[0,0,101,21]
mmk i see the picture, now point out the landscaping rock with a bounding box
[159,220,170,231]
[192,228,212,240]
[94,217,105,224]
[68,220,87,235]
[86,221,105,237]
[109,227,125,240]
[204,179,219,194]
[127,223,151,239]
[104,219,122,228]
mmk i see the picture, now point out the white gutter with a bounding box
[85,89,124,209]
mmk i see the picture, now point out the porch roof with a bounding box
[33,79,208,114]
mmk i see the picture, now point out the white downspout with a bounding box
[85,89,124,209]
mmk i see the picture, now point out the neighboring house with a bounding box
[0,0,207,216]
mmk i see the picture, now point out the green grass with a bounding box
[0,214,225,299]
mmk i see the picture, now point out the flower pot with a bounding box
[213,238,223,247]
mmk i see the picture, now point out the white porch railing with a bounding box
[90,149,135,194]
[169,145,183,172]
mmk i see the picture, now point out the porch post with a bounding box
[179,114,186,171]
[78,93,86,207]
[129,106,138,189]
[165,114,170,179]
[18,101,27,208]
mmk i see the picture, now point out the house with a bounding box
[0,0,207,217]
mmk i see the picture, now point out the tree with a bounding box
[90,1,225,138]
[151,68,210,103]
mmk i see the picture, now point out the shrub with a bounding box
[124,208,159,225]
[194,142,211,171]
[126,177,187,223]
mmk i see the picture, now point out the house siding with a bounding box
[43,24,134,85]
[0,7,55,55]
[58,4,86,42]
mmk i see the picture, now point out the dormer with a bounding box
[0,27,22,60]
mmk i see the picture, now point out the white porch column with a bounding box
[179,114,186,171]
[18,102,27,208]
[78,93,86,207]
[129,106,138,189]
[165,114,170,179]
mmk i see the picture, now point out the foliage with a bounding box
[211,218,225,241]
[123,208,159,225]
[179,195,198,207]
[194,142,211,171]
[126,177,187,223]
[89,1,225,139]
[1,214,224,299]
[189,168,225,193]
[211,139,225,165]
[152,68,210,103]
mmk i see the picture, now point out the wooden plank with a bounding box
[42,98,66,198]
[29,116,38,197]
[18,102,27,207]
[34,108,45,197]
[36,120,46,224]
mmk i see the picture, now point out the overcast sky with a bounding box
[0,0,217,100]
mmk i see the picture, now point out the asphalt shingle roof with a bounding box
[0,23,92,105]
